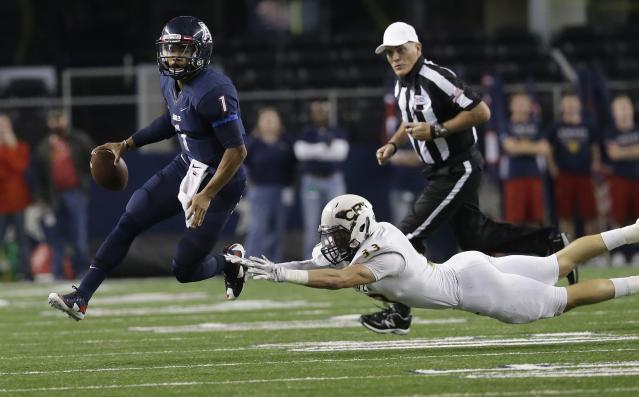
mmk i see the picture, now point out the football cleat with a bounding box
[222,243,247,300]
[359,305,412,335]
[47,286,87,321]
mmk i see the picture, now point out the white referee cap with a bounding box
[375,22,420,54]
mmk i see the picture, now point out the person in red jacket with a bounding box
[0,113,32,280]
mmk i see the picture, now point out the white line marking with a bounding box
[414,361,639,378]
[0,375,403,393]
[389,387,639,397]
[257,332,639,352]
[2,349,637,376]
[128,316,466,333]
[40,299,329,317]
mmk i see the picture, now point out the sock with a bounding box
[393,302,412,317]
[610,276,639,298]
[601,221,639,250]
[77,263,109,302]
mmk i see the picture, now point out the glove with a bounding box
[223,254,284,282]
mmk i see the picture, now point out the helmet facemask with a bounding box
[319,225,356,265]
[157,39,204,80]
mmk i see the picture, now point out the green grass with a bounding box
[1,266,639,396]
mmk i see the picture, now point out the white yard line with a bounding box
[415,361,639,378]
[0,375,404,393]
[257,332,639,352]
[390,387,639,397]
[2,347,637,370]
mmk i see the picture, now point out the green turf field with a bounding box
[1,266,639,396]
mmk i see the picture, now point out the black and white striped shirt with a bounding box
[395,56,482,167]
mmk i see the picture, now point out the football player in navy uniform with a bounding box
[48,16,248,321]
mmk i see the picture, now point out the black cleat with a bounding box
[48,286,87,321]
[222,243,247,300]
[550,232,578,285]
[359,305,412,335]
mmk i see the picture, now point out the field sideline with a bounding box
[1,266,639,396]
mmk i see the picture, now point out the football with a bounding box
[90,149,128,191]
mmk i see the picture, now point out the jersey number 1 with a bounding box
[218,95,227,113]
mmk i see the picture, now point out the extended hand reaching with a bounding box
[224,255,284,282]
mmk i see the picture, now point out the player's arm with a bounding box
[405,70,489,140]
[502,136,550,156]
[199,145,246,199]
[376,121,410,165]
[606,142,639,160]
[93,112,174,164]
[268,264,376,290]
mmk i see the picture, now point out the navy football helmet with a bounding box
[156,16,213,80]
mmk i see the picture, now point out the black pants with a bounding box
[392,154,554,316]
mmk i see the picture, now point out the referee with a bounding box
[362,22,577,335]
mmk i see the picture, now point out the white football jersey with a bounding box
[349,222,459,309]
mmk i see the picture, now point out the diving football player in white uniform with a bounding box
[228,194,639,332]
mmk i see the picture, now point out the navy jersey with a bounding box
[606,127,639,179]
[500,121,542,179]
[547,122,593,174]
[133,67,246,180]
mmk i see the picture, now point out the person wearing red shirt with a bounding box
[605,95,639,266]
[33,110,94,279]
[0,114,32,280]
[547,94,601,240]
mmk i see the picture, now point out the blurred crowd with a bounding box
[1,86,638,281]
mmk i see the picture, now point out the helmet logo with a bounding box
[335,202,367,222]
[198,22,212,43]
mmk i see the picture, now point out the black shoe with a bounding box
[222,243,246,300]
[47,286,87,321]
[359,305,412,335]
[550,232,579,285]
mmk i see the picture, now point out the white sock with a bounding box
[601,220,639,250]
[610,276,639,298]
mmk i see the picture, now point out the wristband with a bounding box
[388,141,398,154]
[431,125,449,139]
[280,268,309,285]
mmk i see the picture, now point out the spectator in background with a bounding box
[547,93,601,240]
[33,109,94,279]
[294,100,349,256]
[244,107,296,262]
[605,95,639,266]
[0,114,32,280]
[500,93,550,225]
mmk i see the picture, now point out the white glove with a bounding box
[223,255,285,282]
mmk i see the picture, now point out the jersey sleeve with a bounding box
[131,111,175,147]
[197,84,245,148]
[359,252,405,281]
[426,66,482,112]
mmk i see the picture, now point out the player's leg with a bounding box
[171,177,245,298]
[451,251,567,323]
[49,158,185,321]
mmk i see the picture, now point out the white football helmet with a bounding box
[318,194,379,264]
